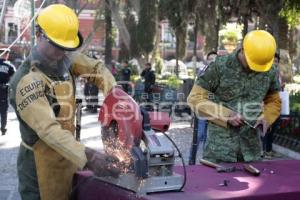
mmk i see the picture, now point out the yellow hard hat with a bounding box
[36,4,83,50]
[243,30,276,72]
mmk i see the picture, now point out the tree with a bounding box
[280,0,300,57]
[104,0,113,65]
[160,0,190,76]
[196,0,220,52]
[137,0,156,62]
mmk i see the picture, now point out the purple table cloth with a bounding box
[72,160,300,200]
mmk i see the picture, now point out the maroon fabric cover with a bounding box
[72,160,300,200]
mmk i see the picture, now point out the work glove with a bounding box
[254,117,270,137]
[227,111,245,127]
[84,147,121,178]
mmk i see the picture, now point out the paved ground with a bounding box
[0,106,195,200]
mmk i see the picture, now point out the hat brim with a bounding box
[45,31,83,51]
[244,52,274,72]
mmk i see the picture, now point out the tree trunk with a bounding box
[150,18,161,64]
[288,28,297,59]
[177,24,187,60]
[105,1,113,65]
[106,0,131,51]
[203,0,219,52]
[193,17,198,78]
[175,34,179,77]
[278,17,289,50]
[242,15,248,37]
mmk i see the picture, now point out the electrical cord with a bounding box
[161,131,187,192]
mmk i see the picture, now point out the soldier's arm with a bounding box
[187,61,232,128]
[261,91,281,125]
[69,52,116,96]
[260,67,282,125]
[188,85,232,128]
[14,73,87,169]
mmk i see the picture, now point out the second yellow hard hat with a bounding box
[243,30,276,72]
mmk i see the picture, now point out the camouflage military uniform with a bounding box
[188,50,281,163]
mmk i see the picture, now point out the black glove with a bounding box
[84,147,121,178]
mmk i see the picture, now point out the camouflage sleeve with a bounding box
[69,52,116,96]
[195,61,220,93]
[15,73,87,169]
[187,86,232,128]
[268,66,281,93]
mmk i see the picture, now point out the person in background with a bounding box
[111,60,118,77]
[84,81,99,113]
[141,62,156,102]
[9,4,120,199]
[188,30,281,163]
[189,51,218,164]
[120,60,131,93]
[0,48,15,135]
[206,51,218,65]
[263,52,283,158]
[84,53,99,113]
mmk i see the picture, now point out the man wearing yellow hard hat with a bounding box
[9,4,120,200]
[188,30,281,163]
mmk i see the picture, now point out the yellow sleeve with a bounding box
[69,52,116,96]
[187,85,232,128]
[15,73,87,169]
[262,92,281,125]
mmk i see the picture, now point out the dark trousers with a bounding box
[144,86,153,102]
[0,86,8,131]
[263,117,281,152]
[189,119,208,163]
[0,99,8,131]
[122,84,129,94]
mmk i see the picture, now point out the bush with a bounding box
[290,92,300,112]
[128,63,139,75]
[166,75,182,89]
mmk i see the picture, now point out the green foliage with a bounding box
[130,75,140,83]
[159,0,189,59]
[280,0,300,28]
[137,0,157,55]
[219,23,243,44]
[280,8,300,29]
[290,92,300,111]
[166,75,182,89]
[128,63,139,76]
[160,0,188,29]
